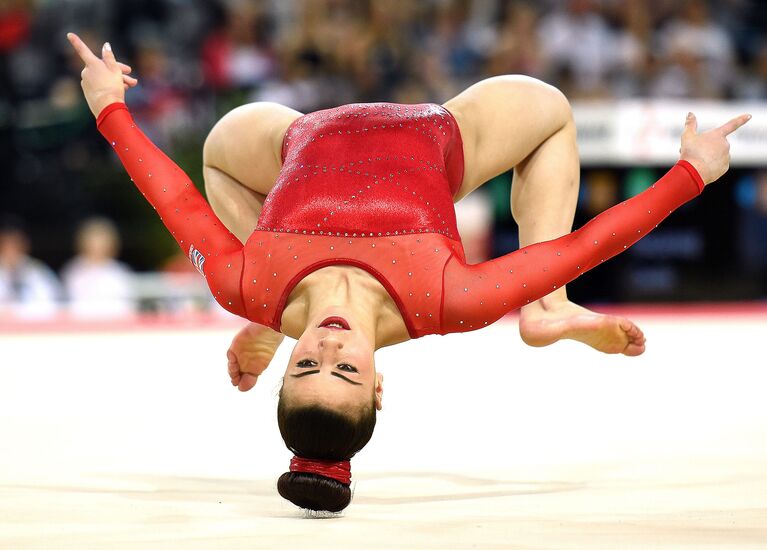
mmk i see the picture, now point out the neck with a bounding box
[304,270,381,348]
[81,254,111,265]
[285,266,408,348]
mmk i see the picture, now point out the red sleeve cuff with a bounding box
[96,102,129,129]
[676,160,705,194]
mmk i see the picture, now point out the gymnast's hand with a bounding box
[680,111,751,185]
[227,323,285,392]
[66,32,138,118]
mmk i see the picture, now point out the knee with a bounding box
[528,78,573,128]
[489,75,573,128]
[201,103,252,169]
[202,121,223,170]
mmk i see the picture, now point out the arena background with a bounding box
[1,1,766,548]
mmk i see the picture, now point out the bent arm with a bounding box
[97,102,246,316]
[442,162,703,333]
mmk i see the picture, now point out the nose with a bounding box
[319,336,344,350]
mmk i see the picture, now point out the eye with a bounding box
[337,363,358,373]
[296,359,317,368]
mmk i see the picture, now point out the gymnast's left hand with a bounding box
[227,323,285,392]
[66,32,138,118]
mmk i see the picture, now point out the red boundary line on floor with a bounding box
[0,302,765,334]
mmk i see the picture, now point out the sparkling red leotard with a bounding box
[97,102,704,338]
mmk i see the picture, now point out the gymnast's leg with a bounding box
[202,102,301,382]
[203,102,302,243]
[510,109,645,355]
[445,76,645,355]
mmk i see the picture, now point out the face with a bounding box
[0,231,29,268]
[79,227,118,260]
[282,314,384,412]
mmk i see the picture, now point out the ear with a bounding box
[374,372,384,411]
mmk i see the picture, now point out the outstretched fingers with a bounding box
[66,32,100,66]
[227,350,258,391]
[717,113,752,136]
[238,374,258,392]
[619,318,646,357]
[227,350,241,385]
[683,112,698,137]
[68,33,132,77]
[101,41,119,71]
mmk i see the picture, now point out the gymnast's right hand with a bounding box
[66,32,138,118]
[679,111,751,185]
[227,323,285,392]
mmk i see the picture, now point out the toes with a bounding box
[623,342,646,356]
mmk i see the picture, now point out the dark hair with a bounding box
[0,213,27,236]
[277,390,377,513]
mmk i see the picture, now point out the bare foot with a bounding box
[518,300,646,356]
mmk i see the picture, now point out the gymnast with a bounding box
[67,33,749,513]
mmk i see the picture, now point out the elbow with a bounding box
[212,292,246,319]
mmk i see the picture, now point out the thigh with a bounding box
[202,102,303,196]
[443,75,572,201]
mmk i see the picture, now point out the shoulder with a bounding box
[23,258,61,285]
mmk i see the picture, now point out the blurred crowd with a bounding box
[2,0,767,319]
[0,215,135,319]
[3,0,765,117]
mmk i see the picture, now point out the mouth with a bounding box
[318,316,351,330]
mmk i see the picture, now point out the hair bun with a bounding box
[278,471,351,513]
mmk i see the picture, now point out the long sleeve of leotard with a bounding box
[96,102,246,317]
[441,161,705,333]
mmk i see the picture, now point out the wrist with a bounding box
[96,101,129,129]
[96,95,125,115]
[679,156,709,186]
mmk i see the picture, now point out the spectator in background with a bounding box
[0,0,31,55]
[583,170,619,216]
[420,0,483,96]
[538,0,615,98]
[255,0,359,110]
[737,41,767,100]
[202,1,276,92]
[651,0,735,98]
[736,172,767,295]
[608,0,652,97]
[0,215,62,319]
[61,217,136,320]
[127,39,189,148]
[347,0,414,100]
[487,3,549,80]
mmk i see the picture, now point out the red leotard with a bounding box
[97,101,704,338]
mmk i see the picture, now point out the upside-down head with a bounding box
[277,314,383,513]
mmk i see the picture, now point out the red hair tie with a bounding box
[290,456,352,485]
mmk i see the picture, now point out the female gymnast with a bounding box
[67,33,749,513]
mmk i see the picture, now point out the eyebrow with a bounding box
[290,370,362,386]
